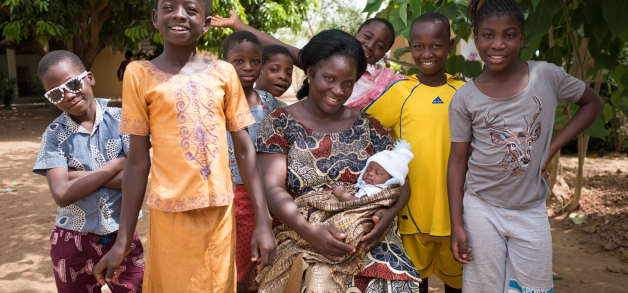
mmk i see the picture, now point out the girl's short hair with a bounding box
[296,29,367,100]
[262,45,293,65]
[222,31,263,60]
[467,0,525,34]
[356,18,396,52]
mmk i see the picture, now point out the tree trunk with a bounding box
[564,69,604,212]
[565,134,589,212]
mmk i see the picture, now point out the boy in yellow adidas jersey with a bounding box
[363,13,464,293]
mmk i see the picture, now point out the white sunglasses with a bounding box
[44,71,89,104]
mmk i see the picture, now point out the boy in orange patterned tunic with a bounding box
[93,0,276,292]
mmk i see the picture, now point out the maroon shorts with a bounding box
[50,226,144,293]
[234,184,256,284]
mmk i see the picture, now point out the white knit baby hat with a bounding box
[360,140,414,186]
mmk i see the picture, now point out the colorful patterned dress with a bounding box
[256,108,421,292]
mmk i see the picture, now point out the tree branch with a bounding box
[562,0,585,80]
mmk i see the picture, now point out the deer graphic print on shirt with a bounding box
[485,96,542,177]
[449,61,586,210]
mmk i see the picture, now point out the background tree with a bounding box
[0,0,310,70]
[367,0,628,212]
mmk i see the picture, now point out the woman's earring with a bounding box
[305,77,309,84]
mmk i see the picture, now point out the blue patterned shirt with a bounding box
[33,98,131,235]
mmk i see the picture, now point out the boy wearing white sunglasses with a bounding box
[33,50,144,292]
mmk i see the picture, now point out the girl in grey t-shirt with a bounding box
[447,1,605,292]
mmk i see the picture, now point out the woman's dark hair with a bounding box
[467,0,525,34]
[356,18,396,51]
[262,45,293,64]
[296,29,367,100]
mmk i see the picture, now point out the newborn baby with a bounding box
[333,140,413,202]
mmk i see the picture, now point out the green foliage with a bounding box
[1,0,310,62]
[0,72,17,106]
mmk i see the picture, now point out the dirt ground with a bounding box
[1,103,627,292]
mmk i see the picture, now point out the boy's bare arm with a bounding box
[544,86,605,171]
[209,10,303,69]
[46,157,125,207]
[68,170,124,189]
[448,141,473,264]
[94,135,151,285]
[231,129,277,270]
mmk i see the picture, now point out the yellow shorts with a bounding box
[401,233,463,289]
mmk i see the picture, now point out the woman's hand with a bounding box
[209,10,241,29]
[250,220,277,271]
[303,224,356,262]
[360,208,394,250]
[450,224,473,264]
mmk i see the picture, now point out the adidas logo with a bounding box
[432,97,444,104]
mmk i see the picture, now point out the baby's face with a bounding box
[363,162,392,185]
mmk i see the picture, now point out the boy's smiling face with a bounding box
[257,53,293,97]
[409,21,453,76]
[153,0,210,46]
[41,61,95,118]
[225,41,262,89]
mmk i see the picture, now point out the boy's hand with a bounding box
[360,208,393,250]
[209,10,241,29]
[250,221,277,271]
[93,243,129,285]
[450,224,473,264]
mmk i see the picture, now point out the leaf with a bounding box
[394,46,411,59]
[461,60,483,78]
[531,0,541,11]
[602,0,628,39]
[410,0,423,15]
[424,2,458,20]
[544,45,563,66]
[400,3,408,26]
[389,7,407,36]
[610,65,628,91]
[524,0,561,41]
[552,271,564,280]
[11,181,17,185]
[519,37,542,62]
[588,35,622,70]
[452,15,472,42]
[2,188,16,193]
[363,0,385,13]
[451,0,469,19]
[585,0,610,45]
[583,116,606,139]
[554,110,568,124]
[446,55,464,76]
[602,104,615,123]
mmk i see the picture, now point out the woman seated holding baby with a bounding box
[255,29,421,293]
